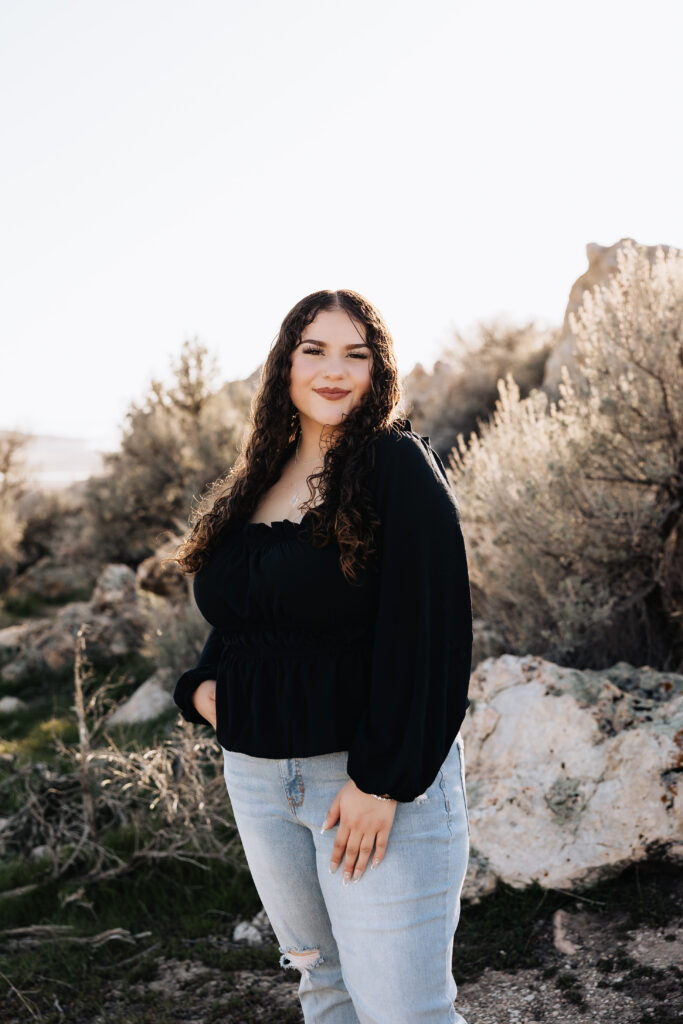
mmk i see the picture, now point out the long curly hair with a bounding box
[167,288,407,584]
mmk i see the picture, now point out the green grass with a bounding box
[0,848,268,1024]
[0,714,78,758]
[1,848,679,1024]
[1,841,258,935]
[0,651,171,764]
[2,588,94,619]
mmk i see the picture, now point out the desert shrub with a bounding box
[79,338,252,566]
[0,724,240,882]
[404,318,557,458]
[0,631,242,893]
[13,488,74,566]
[450,241,683,670]
[2,488,101,613]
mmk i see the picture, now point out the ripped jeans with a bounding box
[220,732,471,1024]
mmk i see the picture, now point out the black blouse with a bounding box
[173,420,473,802]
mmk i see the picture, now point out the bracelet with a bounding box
[371,793,395,801]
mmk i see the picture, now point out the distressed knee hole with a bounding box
[279,946,324,972]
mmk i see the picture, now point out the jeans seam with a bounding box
[293,759,305,808]
[438,768,454,836]
[456,738,471,837]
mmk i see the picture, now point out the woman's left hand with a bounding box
[321,780,397,883]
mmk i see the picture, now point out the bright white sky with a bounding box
[2,0,681,452]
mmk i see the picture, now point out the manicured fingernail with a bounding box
[320,821,328,833]
[343,871,351,885]
[329,863,338,874]
[352,870,362,882]
[371,859,379,870]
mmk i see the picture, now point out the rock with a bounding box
[30,844,55,862]
[107,669,176,725]
[91,564,139,611]
[4,555,97,604]
[462,654,683,901]
[251,907,276,939]
[553,909,580,955]
[137,546,188,600]
[232,907,276,946]
[0,695,27,715]
[543,238,682,395]
[232,922,264,946]
[0,621,42,651]
[402,360,456,430]
[0,563,149,683]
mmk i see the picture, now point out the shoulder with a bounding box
[369,417,426,455]
[367,419,457,514]
[369,419,447,482]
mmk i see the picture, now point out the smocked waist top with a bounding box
[173,423,473,802]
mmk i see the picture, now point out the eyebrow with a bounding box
[300,339,369,348]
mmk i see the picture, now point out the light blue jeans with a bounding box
[220,732,471,1024]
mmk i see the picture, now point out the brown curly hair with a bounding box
[167,288,408,584]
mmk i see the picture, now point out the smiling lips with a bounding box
[314,388,351,400]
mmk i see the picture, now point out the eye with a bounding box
[301,346,369,359]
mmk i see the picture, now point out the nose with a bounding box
[322,363,347,381]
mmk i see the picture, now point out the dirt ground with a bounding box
[85,891,682,1023]
[3,869,681,1023]
[452,901,683,1024]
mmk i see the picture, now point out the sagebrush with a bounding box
[450,240,683,670]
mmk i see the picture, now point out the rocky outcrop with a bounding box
[0,564,149,682]
[461,654,682,902]
[400,360,455,438]
[3,554,98,604]
[543,238,682,395]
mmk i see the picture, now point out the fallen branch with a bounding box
[0,925,137,947]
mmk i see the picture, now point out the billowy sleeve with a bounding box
[173,625,223,726]
[346,432,473,802]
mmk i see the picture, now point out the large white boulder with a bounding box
[462,654,682,901]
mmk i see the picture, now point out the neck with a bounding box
[295,420,340,465]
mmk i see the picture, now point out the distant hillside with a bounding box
[0,429,114,491]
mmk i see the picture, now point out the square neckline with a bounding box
[242,423,419,531]
[245,509,312,529]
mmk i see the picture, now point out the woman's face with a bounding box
[289,309,374,432]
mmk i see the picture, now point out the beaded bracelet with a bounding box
[371,793,395,801]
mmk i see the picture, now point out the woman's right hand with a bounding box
[192,679,217,729]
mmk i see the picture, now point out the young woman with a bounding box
[171,289,473,1024]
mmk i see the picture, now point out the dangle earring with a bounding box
[288,408,300,442]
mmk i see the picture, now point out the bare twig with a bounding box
[0,969,42,1019]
